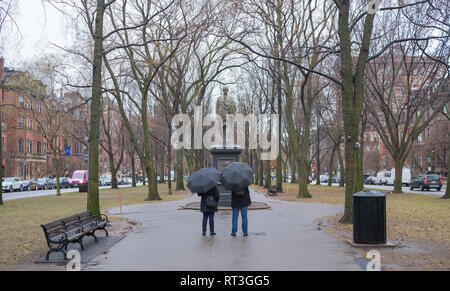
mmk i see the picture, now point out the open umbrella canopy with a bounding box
[187,168,220,193]
[220,162,254,191]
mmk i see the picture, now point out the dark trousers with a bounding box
[202,212,215,233]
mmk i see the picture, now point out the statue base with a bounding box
[209,146,243,207]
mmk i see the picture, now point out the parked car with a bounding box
[364,176,376,185]
[52,177,70,189]
[70,170,88,188]
[23,180,37,191]
[37,178,53,190]
[320,174,329,184]
[2,177,24,192]
[386,167,411,186]
[103,175,112,186]
[410,174,442,191]
[374,171,389,185]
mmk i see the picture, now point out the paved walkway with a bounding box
[85,190,365,271]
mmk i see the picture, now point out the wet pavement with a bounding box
[84,190,365,271]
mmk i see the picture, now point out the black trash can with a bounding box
[353,190,386,244]
[79,183,88,193]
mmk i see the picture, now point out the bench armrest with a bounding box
[47,230,68,243]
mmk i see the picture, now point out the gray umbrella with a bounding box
[220,162,254,191]
[187,168,220,193]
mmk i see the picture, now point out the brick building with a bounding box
[1,59,48,179]
[1,58,90,179]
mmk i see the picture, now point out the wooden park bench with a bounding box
[267,186,278,196]
[41,211,109,260]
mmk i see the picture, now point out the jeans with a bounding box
[232,207,248,235]
[202,212,215,233]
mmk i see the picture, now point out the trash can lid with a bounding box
[352,190,385,197]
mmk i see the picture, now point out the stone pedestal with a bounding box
[209,146,242,207]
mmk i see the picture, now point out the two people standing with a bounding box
[198,186,251,237]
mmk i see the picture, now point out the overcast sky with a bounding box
[2,0,70,68]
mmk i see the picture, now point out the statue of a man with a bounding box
[216,87,236,121]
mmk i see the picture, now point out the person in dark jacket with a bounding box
[198,186,220,236]
[231,187,251,237]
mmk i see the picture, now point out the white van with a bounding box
[374,171,389,185]
[386,167,411,186]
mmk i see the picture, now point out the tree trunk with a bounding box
[141,159,146,186]
[337,0,374,223]
[328,146,336,187]
[393,158,403,193]
[316,122,321,185]
[337,144,345,187]
[254,152,259,186]
[176,149,185,191]
[55,153,61,196]
[111,171,118,189]
[297,156,311,198]
[159,153,165,184]
[264,160,272,188]
[87,0,105,216]
[299,113,312,197]
[290,158,297,183]
[131,152,136,187]
[443,146,450,199]
[145,161,160,201]
[167,130,173,194]
[259,159,264,187]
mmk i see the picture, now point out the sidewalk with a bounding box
[84,189,365,271]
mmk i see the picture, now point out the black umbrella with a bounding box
[187,168,220,193]
[220,162,254,191]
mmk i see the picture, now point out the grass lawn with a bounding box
[252,183,450,270]
[0,184,190,269]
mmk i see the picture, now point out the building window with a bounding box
[37,123,41,132]
[18,115,24,128]
[19,96,24,107]
[37,142,42,155]
[18,138,24,153]
[30,141,33,154]
[37,103,42,113]
[418,133,423,143]
[27,118,32,129]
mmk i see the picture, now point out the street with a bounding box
[3,181,445,202]
[2,183,143,201]
[320,182,446,196]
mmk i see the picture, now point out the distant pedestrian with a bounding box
[231,187,251,237]
[198,186,220,236]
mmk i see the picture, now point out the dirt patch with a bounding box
[323,213,450,271]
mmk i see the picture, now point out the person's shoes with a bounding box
[231,233,236,237]
[202,232,206,236]
[243,233,249,237]
[210,232,217,236]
